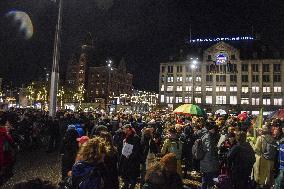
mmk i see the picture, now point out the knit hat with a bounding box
[76,136,89,144]
[206,121,216,130]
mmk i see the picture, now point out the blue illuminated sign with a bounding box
[189,36,254,43]
[216,53,227,65]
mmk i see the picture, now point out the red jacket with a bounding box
[0,127,14,168]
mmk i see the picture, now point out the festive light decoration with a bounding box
[188,36,254,43]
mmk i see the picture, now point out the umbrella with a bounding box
[215,109,227,115]
[268,109,284,119]
[173,104,206,116]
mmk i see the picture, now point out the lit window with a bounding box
[216,96,226,104]
[196,76,201,82]
[185,75,192,82]
[184,97,192,103]
[167,76,174,82]
[241,98,249,104]
[242,87,249,93]
[195,97,201,104]
[252,98,260,105]
[252,86,259,93]
[176,96,183,103]
[176,86,183,91]
[176,76,183,82]
[230,86,237,92]
[230,96,237,104]
[195,86,201,92]
[216,86,226,92]
[274,98,283,105]
[160,85,164,91]
[263,87,270,93]
[263,98,270,105]
[206,86,212,91]
[206,96,212,104]
[160,95,165,103]
[274,87,281,92]
[166,96,174,103]
[185,86,192,91]
[167,86,173,91]
[161,75,165,82]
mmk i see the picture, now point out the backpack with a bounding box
[167,139,182,160]
[192,134,207,160]
[262,136,277,160]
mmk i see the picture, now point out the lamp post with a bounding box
[190,58,198,104]
[106,59,113,111]
[49,0,63,117]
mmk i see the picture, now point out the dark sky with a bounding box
[0,0,284,91]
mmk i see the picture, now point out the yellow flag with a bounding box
[253,108,263,142]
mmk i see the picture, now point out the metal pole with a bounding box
[192,68,195,104]
[49,0,63,117]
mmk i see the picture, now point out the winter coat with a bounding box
[253,135,275,185]
[119,132,141,180]
[0,127,14,168]
[141,134,158,167]
[197,128,220,173]
[279,137,284,170]
[103,148,119,189]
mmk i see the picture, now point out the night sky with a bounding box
[0,0,284,91]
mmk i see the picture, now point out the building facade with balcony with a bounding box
[159,41,284,113]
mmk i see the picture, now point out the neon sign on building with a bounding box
[189,36,254,43]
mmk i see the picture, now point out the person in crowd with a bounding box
[46,117,60,153]
[71,137,110,189]
[254,125,277,188]
[99,131,119,189]
[196,121,220,189]
[227,131,256,189]
[60,127,79,179]
[13,178,57,189]
[143,153,183,189]
[161,126,183,175]
[274,122,284,189]
[0,115,15,184]
[119,124,141,189]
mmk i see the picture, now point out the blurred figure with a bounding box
[13,178,57,189]
[274,123,284,189]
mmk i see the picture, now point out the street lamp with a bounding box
[189,58,198,104]
[106,59,113,111]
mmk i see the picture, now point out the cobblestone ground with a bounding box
[1,149,62,189]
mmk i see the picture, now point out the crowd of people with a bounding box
[0,108,284,189]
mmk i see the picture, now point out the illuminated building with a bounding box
[159,41,284,113]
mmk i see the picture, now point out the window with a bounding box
[185,75,191,82]
[167,86,173,91]
[160,85,164,91]
[160,95,165,103]
[176,86,183,91]
[176,96,183,103]
[241,64,248,72]
[274,64,281,72]
[263,87,270,93]
[195,86,201,92]
[263,98,271,105]
[162,66,165,72]
[161,75,165,82]
[207,55,212,60]
[252,75,259,82]
[168,66,173,73]
[177,65,183,73]
[184,97,192,103]
[216,96,226,104]
[241,98,249,104]
[216,75,226,82]
[206,75,213,82]
[242,75,248,82]
[216,86,226,92]
[230,96,237,104]
[230,86,237,92]
[195,97,201,104]
[176,75,183,82]
[185,86,192,91]
[167,75,174,82]
[206,86,212,91]
[206,96,212,104]
[263,75,270,82]
[274,98,283,105]
[242,87,249,93]
[231,54,236,60]
[273,75,281,82]
[196,76,202,82]
[252,86,259,93]
[263,64,270,72]
[230,75,237,82]
[252,64,259,72]
[206,65,210,73]
[274,87,281,92]
[252,98,260,105]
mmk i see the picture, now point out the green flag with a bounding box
[254,108,263,141]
